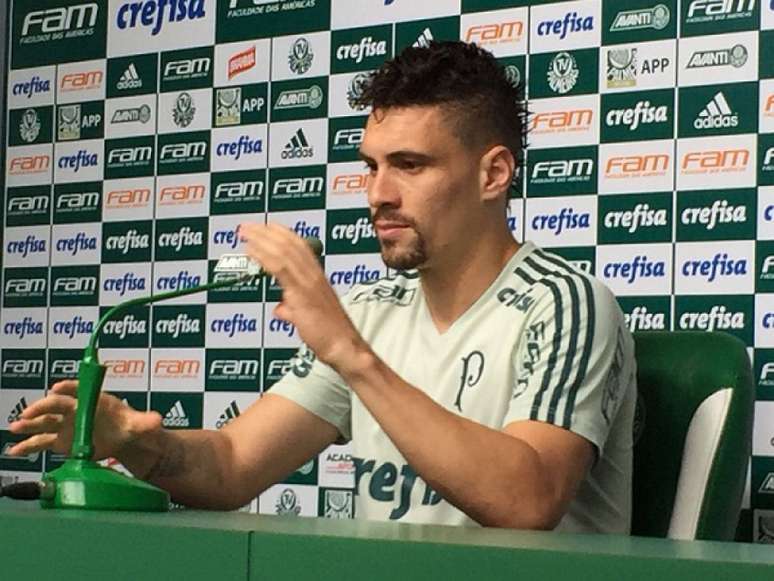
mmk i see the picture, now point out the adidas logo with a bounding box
[7,397,28,424]
[413,27,434,48]
[215,401,241,429]
[694,91,738,130]
[163,400,190,428]
[760,473,774,494]
[281,128,314,160]
[117,63,142,91]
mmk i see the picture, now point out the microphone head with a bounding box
[304,236,324,257]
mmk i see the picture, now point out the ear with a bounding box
[479,145,515,203]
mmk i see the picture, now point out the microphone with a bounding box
[38,237,323,512]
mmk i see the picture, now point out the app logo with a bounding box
[536,11,594,40]
[172,92,196,128]
[687,44,748,69]
[57,105,81,141]
[19,109,41,143]
[323,489,354,519]
[610,5,670,31]
[215,87,242,126]
[116,0,206,36]
[547,52,578,95]
[274,86,323,111]
[606,48,636,88]
[282,129,314,159]
[288,37,314,75]
[694,91,738,130]
[228,45,255,80]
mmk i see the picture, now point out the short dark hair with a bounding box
[353,40,526,162]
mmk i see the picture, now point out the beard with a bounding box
[372,208,428,271]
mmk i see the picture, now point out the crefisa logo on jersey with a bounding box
[116,0,206,36]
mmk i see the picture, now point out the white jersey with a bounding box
[271,241,637,533]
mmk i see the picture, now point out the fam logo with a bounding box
[116,0,205,36]
[211,171,264,213]
[206,349,260,389]
[6,188,50,225]
[105,137,155,178]
[605,153,670,179]
[20,3,99,44]
[104,359,146,381]
[8,152,51,177]
[54,185,101,223]
[681,148,750,174]
[51,267,99,306]
[59,68,103,96]
[684,0,756,28]
[1,353,46,388]
[465,20,525,47]
[105,186,151,212]
[158,134,209,174]
[158,183,206,209]
[3,269,48,308]
[161,50,212,89]
[530,108,593,137]
[270,166,326,211]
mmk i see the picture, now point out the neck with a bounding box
[419,223,519,334]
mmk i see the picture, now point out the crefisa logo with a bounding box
[603,255,667,284]
[116,0,206,36]
[536,11,594,40]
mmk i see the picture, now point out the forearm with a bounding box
[337,350,558,529]
[119,428,247,510]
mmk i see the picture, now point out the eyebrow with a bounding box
[358,150,436,165]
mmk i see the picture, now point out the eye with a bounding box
[363,162,377,175]
[397,159,422,172]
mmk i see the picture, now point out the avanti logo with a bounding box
[274,86,323,110]
[52,315,94,340]
[103,272,147,296]
[605,100,668,132]
[694,92,738,130]
[530,208,591,236]
[604,204,668,233]
[680,199,746,230]
[11,75,51,99]
[611,5,670,31]
[211,314,258,337]
[21,3,98,41]
[681,253,748,282]
[603,256,667,284]
[687,44,748,69]
[116,0,205,36]
[536,11,594,40]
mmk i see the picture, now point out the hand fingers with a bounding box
[5,433,59,457]
[51,380,78,396]
[20,394,76,420]
[8,413,64,435]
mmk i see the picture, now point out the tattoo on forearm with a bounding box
[144,438,188,480]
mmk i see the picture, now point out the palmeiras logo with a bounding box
[607,48,636,89]
[289,37,313,75]
[548,52,578,95]
[19,109,41,143]
[173,92,195,128]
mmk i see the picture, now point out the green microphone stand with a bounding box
[40,257,261,511]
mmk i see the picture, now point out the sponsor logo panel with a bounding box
[98,305,150,348]
[328,71,373,118]
[50,223,101,266]
[678,82,758,138]
[203,392,258,430]
[271,32,331,81]
[602,1,675,44]
[214,40,270,87]
[753,403,774,458]
[529,48,599,99]
[106,53,158,98]
[210,170,266,215]
[525,195,597,248]
[8,67,56,108]
[155,174,210,219]
[103,177,154,221]
[47,306,98,349]
[104,136,155,179]
[282,457,318,485]
[158,88,212,134]
[263,348,296,390]
[326,208,378,254]
[759,134,774,186]
[150,392,203,429]
[154,217,208,261]
[328,116,366,163]
[211,126,267,172]
[1,350,47,390]
[3,268,49,309]
[270,77,329,122]
[8,106,54,147]
[205,349,261,392]
[327,162,369,209]
[676,189,756,242]
[213,83,268,127]
[526,145,597,197]
[618,296,671,333]
[159,46,213,93]
[48,349,82,383]
[50,265,100,306]
[54,139,103,184]
[6,186,52,227]
[206,258,264,304]
[600,39,675,93]
[600,88,674,143]
[758,241,774,293]
[675,295,754,346]
[680,0,759,37]
[53,182,102,224]
[55,100,104,142]
[507,198,524,243]
[394,16,460,52]
[157,131,210,175]
[11,1,107,68]
[598,192,673,244]
[318,443,355,488]
[217,0,330,42]
[529,0,600,53]
[598,139,674,194]
[331,25,392,75]
[1,308,47,349]
[757,295,774,348]
[101,220,153,263]
[756,349,774,396]
[596,243,672,296]
[269,165,327,212]
[4,226,51,268]
[752,457,774,508]
[527,94,599,149]
[100,263,151,305]
[677,134,756,191]
[108,0,214,57]
[763,30,774,79]
[326,255,386,297]
[153,261,209,305]
[208,214,250,257]
[150,348,205,391]
[269,120,327,168]
[678,31,757,86]
[675,240,755,295]
[319,487,355,518]
[759,187,774,241]
[152,305,206,348]
[101,348,149,392]
[258,483,317,517]
[56,60,106,104]
[460,7,528,57]
[105,95,156,139]
[7,144,53,187]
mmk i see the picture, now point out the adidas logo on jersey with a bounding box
[694,92,738,130]
[282,129,314,160]
[117,64,142,91]
[163,400,190,428]
[413,28,434,48]
[216,401,241,429]
[7,397,28,424]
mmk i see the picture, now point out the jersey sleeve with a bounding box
[268,344,352,441]
[503,273,634,454]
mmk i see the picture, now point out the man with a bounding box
[8,41,636,533]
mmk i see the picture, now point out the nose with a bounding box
[367,168,400,209]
